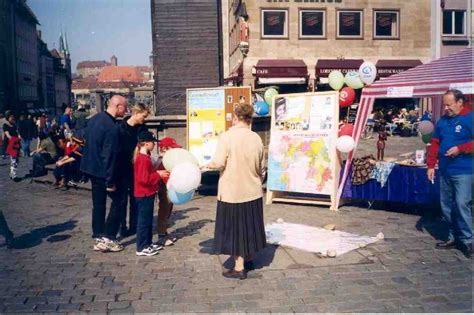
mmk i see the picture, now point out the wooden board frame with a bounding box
[186,86,251,166]
[265,91,340,211]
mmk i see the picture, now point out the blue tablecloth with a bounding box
[342,164,440,204]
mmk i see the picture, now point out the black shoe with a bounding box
[457,243,472,258]
[435,240,456,249]
[222,269,247,280]
[118,228,130,239]
[244,260,255,271]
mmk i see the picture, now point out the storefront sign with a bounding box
[386,86,414,98]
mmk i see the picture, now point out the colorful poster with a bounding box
[187,88,226,166]
[187,87,251,166]
[267,92,338,195]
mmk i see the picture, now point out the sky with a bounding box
[28,0,152,72]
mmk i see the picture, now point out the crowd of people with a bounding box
[366,107,432,136]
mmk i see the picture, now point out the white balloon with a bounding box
[168,162,202,193]
[344,71,364,89]
[359,62,377,85]
[336,136,355,153]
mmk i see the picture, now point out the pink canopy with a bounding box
[337,47,474,208]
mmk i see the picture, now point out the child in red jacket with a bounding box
[134,131,169,256]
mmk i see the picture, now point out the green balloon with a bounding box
[264,88,279,105]
[328,70,344,90]
[422,133,432,144]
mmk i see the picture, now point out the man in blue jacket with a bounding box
[81,95,127,252]
[427,89,472,258]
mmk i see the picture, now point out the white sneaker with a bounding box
[151,243,163,251]
[136,246,160,256]
[93,238,107,251]
[102,238,124,252]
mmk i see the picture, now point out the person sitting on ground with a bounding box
[53,136,85,190]
[30,132,58,177]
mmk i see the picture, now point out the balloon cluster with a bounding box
[162,149,201,205]
[329,62,377,153]
[254,88,279,117]
[418,120,434,144]
[328,62,377,109]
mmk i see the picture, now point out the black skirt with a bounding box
[213,197,266,257]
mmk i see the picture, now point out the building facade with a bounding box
[151,0,223,115]
[76,59,111,78]
[431,0,473,59]
[225,0,436,91]
[0,0,16,114]
[37,32,56,115]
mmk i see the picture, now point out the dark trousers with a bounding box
[118,175,137,232]
[157,182,173,235]
[0,210,13,240]
[90,176,123,240]
[136,195,155,252]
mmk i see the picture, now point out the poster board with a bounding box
[266,91,340,210]
[187,86,251,166]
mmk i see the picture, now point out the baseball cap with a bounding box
[159,137,181,149]
[138,130,157,142]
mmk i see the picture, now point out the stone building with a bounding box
[224,0,436,91]
[76,59,111,79]
[151,0,223,115]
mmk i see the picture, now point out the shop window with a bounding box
[373,10,399,39]
[337,10,363,39]
[299,10,325,38]
[443,10,466,35]
[261,9,288,39]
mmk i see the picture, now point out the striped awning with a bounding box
[336,48,474,209]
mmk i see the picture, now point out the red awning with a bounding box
[376,59,423,78]
[254,59,308,78]
[315,59,364,77]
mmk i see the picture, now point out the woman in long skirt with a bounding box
[204,103,266,280]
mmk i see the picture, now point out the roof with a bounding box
[49,49,61,59]
[77,60,111,69]
[72,79,139,90]
[363,48,473,97]
[255,59,307,68]
[17,0,39,25]
[98,66,145,83]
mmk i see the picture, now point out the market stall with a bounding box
[337,48,474,208]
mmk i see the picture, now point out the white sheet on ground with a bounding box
[265,222,379,256]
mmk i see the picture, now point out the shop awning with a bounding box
[376,59,423,78]
[315,59,364,77]
[254,59,308,84]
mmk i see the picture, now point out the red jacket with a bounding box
[134,153,162,197]
[6,136,21,158]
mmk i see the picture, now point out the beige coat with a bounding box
[212,125,264,203]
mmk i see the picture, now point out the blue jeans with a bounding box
[136,195,155,252]
[440,174,472,245]
[21,139,31,157]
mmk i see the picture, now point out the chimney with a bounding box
[111,55,118,66]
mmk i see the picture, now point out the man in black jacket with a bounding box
[116,103,149,237]
[80,95,127,252]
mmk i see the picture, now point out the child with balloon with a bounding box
[155,137,182,246]
[133,131,170,256]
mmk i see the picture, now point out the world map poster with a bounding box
[267,92,338,196]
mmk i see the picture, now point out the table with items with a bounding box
[342,160,440,205]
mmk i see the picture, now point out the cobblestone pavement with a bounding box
[0,158,472,313]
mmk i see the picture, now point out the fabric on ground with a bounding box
[265,222,379,256]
